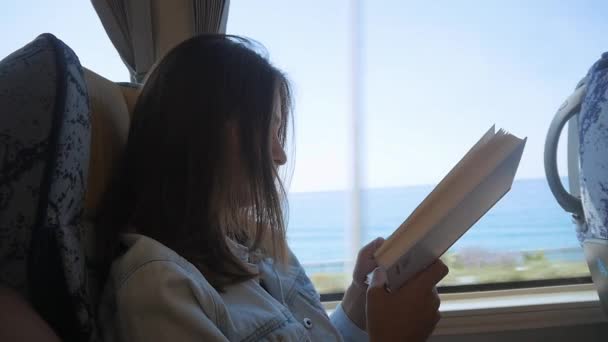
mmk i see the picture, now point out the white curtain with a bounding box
[91,0,230,82]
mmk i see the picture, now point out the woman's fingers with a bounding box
[353,237,385,288]
[408,260,449,293]
[367,266,388,292]
[430,288,441,312]
[366,263,448,342]
[358,237,385,258]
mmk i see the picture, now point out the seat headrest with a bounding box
[83,69,139,217]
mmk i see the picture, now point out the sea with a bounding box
[286,177,585,272]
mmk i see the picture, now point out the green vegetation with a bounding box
[440,258,589,285]
[309,249,591,294]
[310,273,350,294]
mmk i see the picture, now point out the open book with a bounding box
[373,126,527,289]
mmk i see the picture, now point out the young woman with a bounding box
[97,34,448,342]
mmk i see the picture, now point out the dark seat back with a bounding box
[0,33,94,341]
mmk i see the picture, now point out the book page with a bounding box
[376,126,496,251]
[376,128,525,267]
[383,139,526,288]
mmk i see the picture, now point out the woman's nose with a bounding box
[273,143,287,166]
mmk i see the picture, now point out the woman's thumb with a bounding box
[357,237,385,261]
[368,267,388,291]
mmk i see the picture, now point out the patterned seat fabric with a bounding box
[579,53,608,242]
[0,34,94,341]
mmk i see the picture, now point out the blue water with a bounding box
[287,178,584,267]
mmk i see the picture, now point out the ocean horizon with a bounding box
[286,177,584,270]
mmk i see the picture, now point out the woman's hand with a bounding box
[341,237,384,330]
[366,260,449,342]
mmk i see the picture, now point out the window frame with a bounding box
[323,282,606,336]
[319,276,593,302]
[331,0,591,299]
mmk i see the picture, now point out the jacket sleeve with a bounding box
[114,260,229,342]
[330,303,369,342]
[286,248,369,342]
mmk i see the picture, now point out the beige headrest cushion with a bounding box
[83,69,139,217]
[121,84,140,115]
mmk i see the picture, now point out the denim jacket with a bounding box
[98,234,368,341]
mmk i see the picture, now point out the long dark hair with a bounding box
[96,35,292,290]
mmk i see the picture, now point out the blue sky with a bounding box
[2,1,607,192]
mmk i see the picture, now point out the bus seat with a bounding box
[545,52,608,314]
[578,53,608,242]
[0,33,139,340]
[0,32,95,341]
[83,68,135,219]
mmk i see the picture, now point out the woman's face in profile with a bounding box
[270,90,287,168]
[226,89,287,198]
